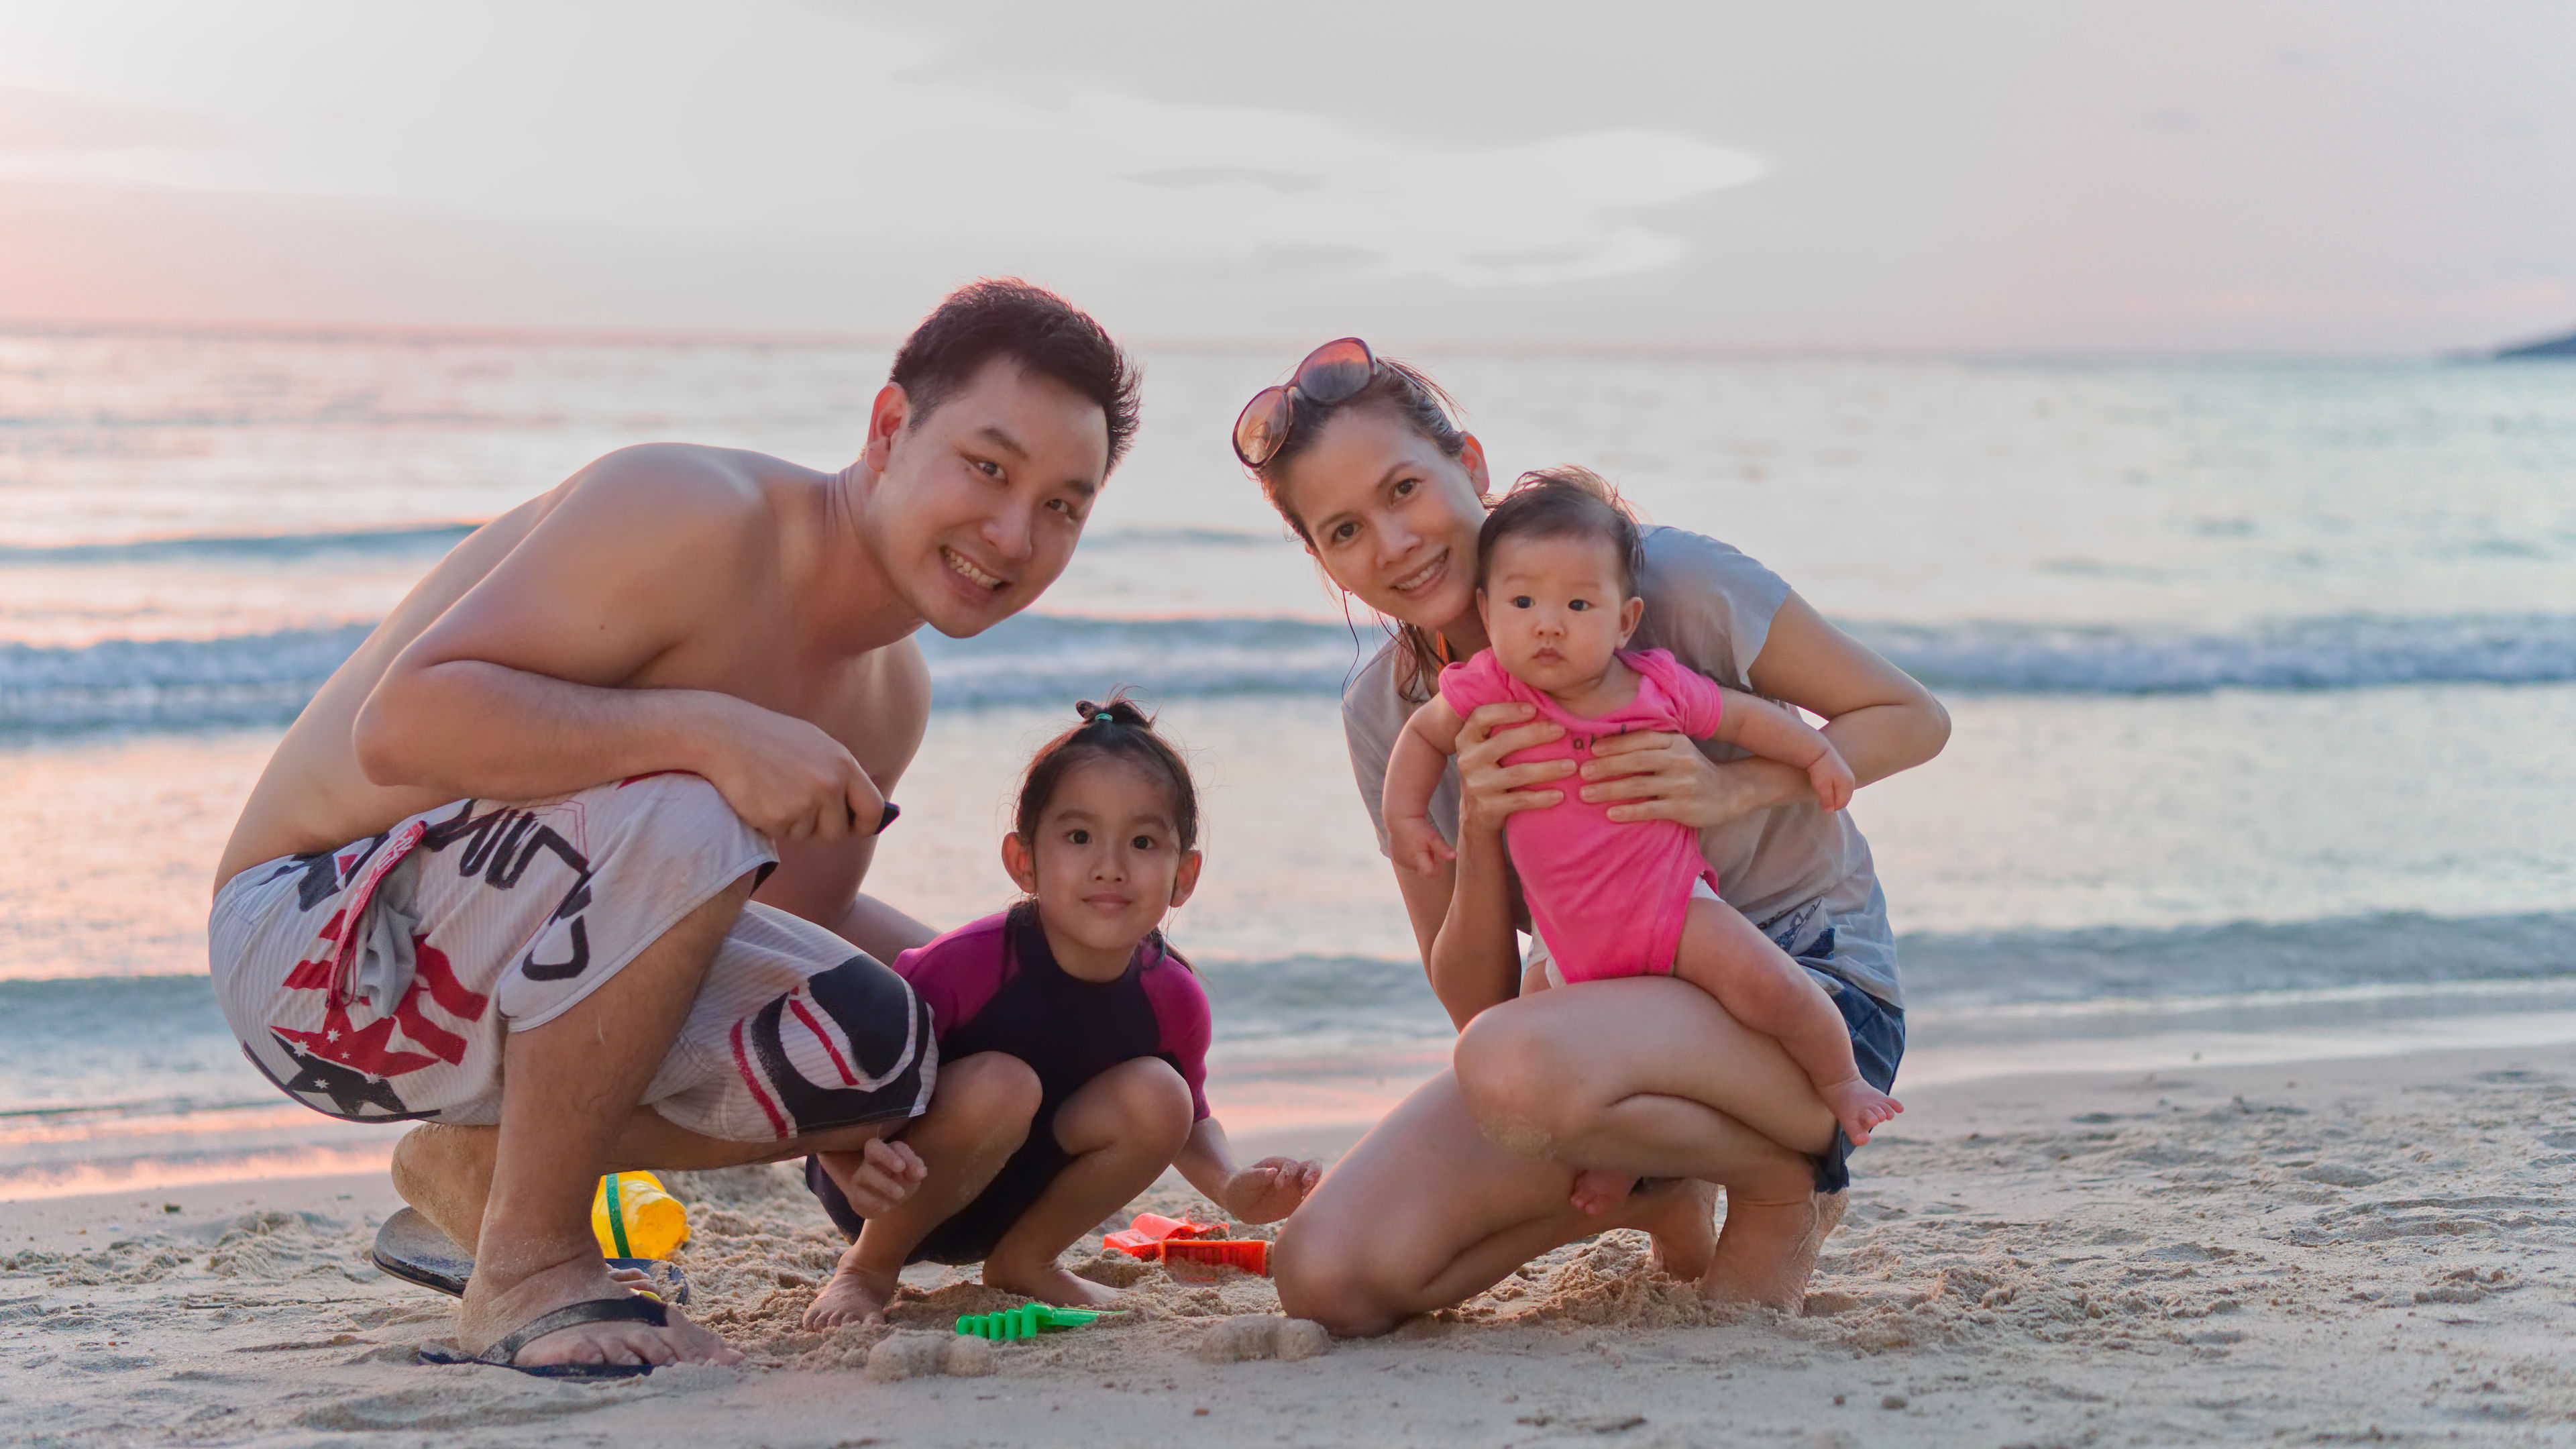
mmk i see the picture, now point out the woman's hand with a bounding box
[1454,702,1572,839]
[1578,731,1804,830]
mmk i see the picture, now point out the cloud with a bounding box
[0,87,230,153]
[0,3,1760,290]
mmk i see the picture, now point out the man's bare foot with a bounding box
[1623,1178,1717,1281]
[460,1253,743,1368]
[1698,1190,1845,1313]
[803,1259,900,1330]
[1567,1168,1633,1217]
[1820,1079,1903,1145]
[981,1254,1119,1311]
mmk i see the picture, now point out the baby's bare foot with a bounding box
[1568,1168,1633,1217]
[803,1260,899,1330]
[982,1256,1120,1311]
[1821,1079,1902,1145]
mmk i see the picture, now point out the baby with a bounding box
[1384,468,1902,1190]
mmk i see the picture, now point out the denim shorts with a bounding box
[1798,928,1906,1193]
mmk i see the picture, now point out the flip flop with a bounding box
[370,1208,691,1305]
[418,1296,669,1380]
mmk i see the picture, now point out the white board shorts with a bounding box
[209,771,934,1143]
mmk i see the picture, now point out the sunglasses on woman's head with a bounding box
[1231,337,1381,468]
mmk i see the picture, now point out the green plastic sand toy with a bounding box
[953,1302,1122,1340]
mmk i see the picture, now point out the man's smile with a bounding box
[941,545,1008,592]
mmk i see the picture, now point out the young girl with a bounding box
[1383,469,1902,1205]
[801,697,1322,1327]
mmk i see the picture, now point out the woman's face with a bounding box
[1272,406,1491,630]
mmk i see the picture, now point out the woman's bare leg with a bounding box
[1456,978,1849,1311]
[1273,1066,1803,1336]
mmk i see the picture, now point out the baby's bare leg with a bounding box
[804,1052,1041,1329]
[1670,900,1900,1144]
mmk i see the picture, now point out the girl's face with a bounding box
[1272,407,1491,632]
[1477,532,1646,702]
[1001,757,1201,979]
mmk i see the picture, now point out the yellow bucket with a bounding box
[590,1171,690,1260]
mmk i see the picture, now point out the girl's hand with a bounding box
[1807,742,1856,812]
[1222,1156,1324,1225]
[1389,816,1456,877]
[1455,702,1571,840]
[830,1137,928,1216]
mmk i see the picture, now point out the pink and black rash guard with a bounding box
[802,904,1214,1263]
[896,905,1212,1125]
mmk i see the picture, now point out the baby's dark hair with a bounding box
[1014,692,1199,853]
[1475,466,1643,598]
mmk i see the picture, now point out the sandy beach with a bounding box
[6,1040,2571,1448]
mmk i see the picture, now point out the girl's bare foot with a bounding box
[1567,1168,1633,1217]
[803,1259,900,1330]
[982,1254,1119,1311]
[1819,1079,1902,1145]
[1698,1190,1845,1313]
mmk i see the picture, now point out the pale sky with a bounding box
[1,1,2571,353]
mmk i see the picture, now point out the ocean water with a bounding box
[4,328,2574,1194]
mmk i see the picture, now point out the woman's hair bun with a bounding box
[1074,693,1154,729]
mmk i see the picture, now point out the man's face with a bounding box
[863,357,1112,638]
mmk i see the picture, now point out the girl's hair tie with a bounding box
[1093,711,1114,724]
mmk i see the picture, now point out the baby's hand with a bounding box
[1224,1156,1324,1225]
[1389,816,1456,877]
[1806,743,1855,812]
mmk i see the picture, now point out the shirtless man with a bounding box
[207,280,1138,1374]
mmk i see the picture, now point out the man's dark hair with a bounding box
[1476,466,1643,598]
[888,278,1141,472]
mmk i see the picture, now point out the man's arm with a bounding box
[353,447,879,843]
[751,637,938,951]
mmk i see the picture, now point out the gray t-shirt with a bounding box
[1341,525,1903,1007]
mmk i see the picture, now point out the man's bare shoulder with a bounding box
[558,443,821,535]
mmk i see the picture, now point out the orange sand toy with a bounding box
[1101,1213,1269,1277]
[1103,1212,1226,1258]
[1160,1237,1269,1278]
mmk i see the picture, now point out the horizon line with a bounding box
[0,312,2547,366]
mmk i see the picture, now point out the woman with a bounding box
[1244,340,1949,1334]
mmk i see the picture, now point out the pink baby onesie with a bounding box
[1438,646,1726,983]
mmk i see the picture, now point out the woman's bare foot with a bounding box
[458,1253,741,1368]
[1567,1168,1633,1217]
[1819,1079,1903,1145]
[1697,1190,1844,1312]
[803,1258,900,1330]
[1623,1178,1717,1281]
[982,1254,1120,1311]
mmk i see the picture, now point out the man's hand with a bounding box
[696,699,885,843]
[830,1137,928,1217]
[1221,1157,1324,1225]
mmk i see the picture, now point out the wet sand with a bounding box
[5,1041,2573,1446]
